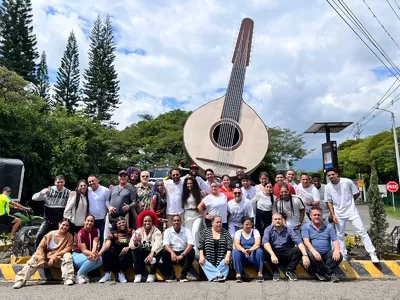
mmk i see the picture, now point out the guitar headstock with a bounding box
[231,18,254,67]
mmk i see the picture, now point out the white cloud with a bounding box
[27,0,400,168]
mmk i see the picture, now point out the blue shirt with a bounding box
[301,221,337,253]
[262,225,302,249]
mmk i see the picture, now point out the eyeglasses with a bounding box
[234,192,242,195]
[117,221,126,226]
[171,174,180,177]
[141,175,149,178]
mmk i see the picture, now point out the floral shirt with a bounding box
[135,182,153,214]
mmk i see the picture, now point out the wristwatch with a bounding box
[181,253,185,257]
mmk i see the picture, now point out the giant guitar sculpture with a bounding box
[183,18,269,177]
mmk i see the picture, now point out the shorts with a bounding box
[0,214,15,225]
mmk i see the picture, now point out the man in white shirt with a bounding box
[161,215,195,282]
[88,175,110,246]
[227,188,254,236]
[286,169,297,188]
[165,168,184,226]
[241,175,257,200]
[187,164,210,194]
[311,173,330,225]
[295,173,320,220]
[324,168,378,263]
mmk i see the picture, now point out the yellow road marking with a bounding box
[382,261,400,278]
[358,261,384,278]
[339,262,360,279]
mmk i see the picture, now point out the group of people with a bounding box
[1,164,380,287]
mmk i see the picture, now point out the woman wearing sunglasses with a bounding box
[130,210,162,283]
[98,217,133,283]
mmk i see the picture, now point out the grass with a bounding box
[385,206,400,219]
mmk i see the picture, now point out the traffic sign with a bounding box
[386,181,399,193]
[357,180,364,187]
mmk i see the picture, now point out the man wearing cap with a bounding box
[104,170,137,239]
[187,164,210,194]
[0,187,31,239]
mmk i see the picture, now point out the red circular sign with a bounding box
[387,181,399,193]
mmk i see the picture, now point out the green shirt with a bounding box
[0,193,11,216]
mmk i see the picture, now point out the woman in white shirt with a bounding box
[232,217,264,282]
[198,182,228,230]
[252,181,276,234]
[64,180,89,235]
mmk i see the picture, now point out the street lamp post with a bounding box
[376,108,400,189]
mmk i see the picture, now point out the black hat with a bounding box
[118,170,128,176]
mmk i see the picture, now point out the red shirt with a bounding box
[73,227,99,253]
[273,183,296,198]
[219,186,234,201]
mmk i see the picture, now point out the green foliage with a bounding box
[83,15,120,126]
[54,31,81,112]
[339,130,398,182]
[0,0,38,82]
[367,164,389,258]
[34,51,51,104]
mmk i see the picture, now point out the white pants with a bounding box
[184,210,204,256]
[336,212,376,259]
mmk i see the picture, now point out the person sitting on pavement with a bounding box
[162,215,195,283]
[232,216,264,283]
[130,210,163,283]
[227,187,254,237]
[274,184,306,234]
[198,215,233,282]
[72,215,102,284]
[324,167,379,263]
[98,217,133,283]
[64,179,89,235]
[0,186,31,239]
[262,213,310,281]
[33,175,70,248]
[301,206,342,282]
[13,218,74,289]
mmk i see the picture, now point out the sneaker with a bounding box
[179,273,188,282]
[315,273,327,281]
[329,273,339,283]
[273,272,280,282]
[99,272,112,283]
[134,274,142,283]
[82,274,90,283]
[235,276,242,283]
[146,274,155,283]
[257,276,264,282]
[13,281,24,289]
[64,279,74,286]
[118,272,127,283]
[370,253,379,263]
[74,275,86,284]
[165,275,177,283]
[217,275,226,282]
[285,270,298,281]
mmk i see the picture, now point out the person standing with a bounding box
[241,175,257,200]
[33,175,70,248]
[87,175,110,246]
[198,182,228,230]
[301,206,342,282]
[104,170,137,239]
[162,215,195,282]
[218,175,234,201]
[188,164,210,194]
[295,173,320,220]
[273,172,296,198]
[230,168,245,188]
[285,169,297,188]
[164,168,184,227]
[324,168,379,262]
[64,180,89,235]
[311,173,330,225]
[252,182,275,234]
[227,188,254,237]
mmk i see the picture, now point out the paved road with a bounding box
[1,280,399,300]
[346,204,400,235]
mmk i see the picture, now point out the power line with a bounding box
[386,0,400,21]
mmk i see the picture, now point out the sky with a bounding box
[29,0,400,171]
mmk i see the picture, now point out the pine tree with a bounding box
[54,31,81,112]
[34,51,51,103]
[367,164,389,257]
[83,14,120,127]
[0,0,39,82]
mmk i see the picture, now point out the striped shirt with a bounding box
[198,228,233,267]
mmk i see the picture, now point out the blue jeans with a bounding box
[200,259,229,281]
[232,248,264,275]
[72,252,103,275]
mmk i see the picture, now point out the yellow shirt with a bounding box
[0,193,11,216]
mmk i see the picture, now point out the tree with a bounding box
[54,31,81,112]
[34,51,51,104]
[0,0,39,82]
[83,14,120,126]
[367,164,389,258]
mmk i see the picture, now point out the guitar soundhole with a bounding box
[210,121,243,151]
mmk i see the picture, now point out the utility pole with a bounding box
[377,108,400,184]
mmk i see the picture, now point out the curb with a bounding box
[1,261,400,282]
